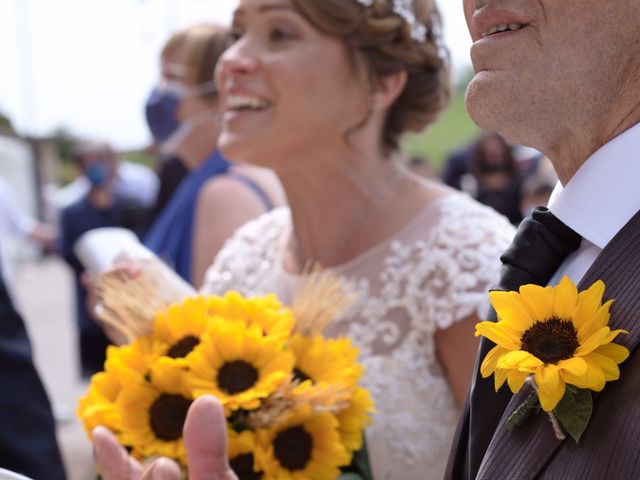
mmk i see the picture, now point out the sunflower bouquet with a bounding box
[476,276,630,442]
[78,263,373,480]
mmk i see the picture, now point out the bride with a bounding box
[94,0,514,478]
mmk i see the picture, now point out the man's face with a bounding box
[462,0,640,150]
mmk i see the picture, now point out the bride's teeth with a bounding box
[227,94,268,110]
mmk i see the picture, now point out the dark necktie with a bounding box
[467,206,582,479]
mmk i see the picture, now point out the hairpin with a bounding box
[355,0,427,42]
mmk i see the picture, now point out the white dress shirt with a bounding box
[548,122,640,285]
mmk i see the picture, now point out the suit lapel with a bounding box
[477,209,640,479]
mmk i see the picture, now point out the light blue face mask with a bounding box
[85,162,109,187]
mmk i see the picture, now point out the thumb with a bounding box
[184,395,237,480]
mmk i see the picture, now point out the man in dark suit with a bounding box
[0,271,66,478]
[445,0,640,478]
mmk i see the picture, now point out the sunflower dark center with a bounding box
[273,426,313,471]
[293,368,311,384]
[230,453,262,480]
[521,317,579,364]
[166,335,200,358]
[149,394,192,441]
[217,360,259,395]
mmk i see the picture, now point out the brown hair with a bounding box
[291,0,450,152]
[171,24,229,102]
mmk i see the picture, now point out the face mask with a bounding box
[85,163,109,187]
[159,111,217,156]
[145,81,217,144]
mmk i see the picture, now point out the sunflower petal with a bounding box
[557,356,588,378]
[587,352,621,381]
[519,284,554,324]
[494,368,508,391]
[490,291,534,331]
[480,345,508,378]
[577,301,613,342]
[593,342,630,365]
[575,327,627,356]
[475,322,521,350]
[535,365,565,412]
[553,276,578,320]
[572,281,605,330]
[496,350,542,373]
[507,370,529,394]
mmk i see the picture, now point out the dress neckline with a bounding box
[274,193,465,280]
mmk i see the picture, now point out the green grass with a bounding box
[401,91,478,173]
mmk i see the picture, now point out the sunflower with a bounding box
[289,334,363,388]
[104,338,167,381]
[206,292,294,339]
[476,276,630,411]
[185,319,294,412]
[153,295,215,362]
[335,386,374,453]
[228,429,263,480]
[255,404,350,480]
[116,359,193,465]
[77,370,122,437]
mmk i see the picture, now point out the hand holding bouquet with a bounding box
[78,256,373,480]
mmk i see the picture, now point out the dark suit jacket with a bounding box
[447,209,640,479]
[0,275,66,479]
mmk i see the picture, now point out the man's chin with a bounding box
[464,71,519,137]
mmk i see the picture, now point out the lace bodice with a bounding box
[202,193,515,479]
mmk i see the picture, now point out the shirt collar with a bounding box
[548,122,640,249]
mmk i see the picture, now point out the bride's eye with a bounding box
[227,28,244,46]
[269,26,297,42]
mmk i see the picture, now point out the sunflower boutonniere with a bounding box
[476,276,630,443]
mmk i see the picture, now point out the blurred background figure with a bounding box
[146,29,190,221]
[0,176,55,285]
[142,23,285,288]
[58,140,150,378]
[520,156,557,217]
[456,131,524,225]
[406,154,435,179]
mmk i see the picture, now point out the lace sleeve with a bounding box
[200,208,290,296]
[426,196,515,330]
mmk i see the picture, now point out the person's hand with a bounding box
[93,395,238,480]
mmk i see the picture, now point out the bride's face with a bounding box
[215,0,368,168]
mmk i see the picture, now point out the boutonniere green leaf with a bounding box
[477,276,629,442]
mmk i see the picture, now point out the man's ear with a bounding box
[373,70,408,111]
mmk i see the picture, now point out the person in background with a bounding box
[462,131,523,225]
[519,156,557,218]
[142,23,285,288]
[146,29,190,221]
[407,153,435,179]
[58,141,148,378]
[0,176,55,285]
[0,270,65,479]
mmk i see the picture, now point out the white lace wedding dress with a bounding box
[201,193,515,480]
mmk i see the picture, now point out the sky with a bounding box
[0,0,472,150]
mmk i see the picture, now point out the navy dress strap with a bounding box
[225,171,274,211]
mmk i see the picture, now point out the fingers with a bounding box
[93,426,144,480]
[184,396,238,480]
[140,458,182,480]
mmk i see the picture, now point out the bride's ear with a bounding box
[372,70,408,111]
